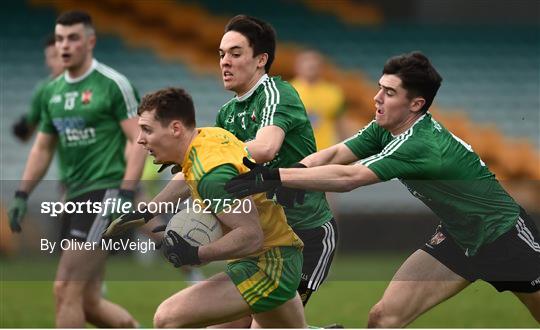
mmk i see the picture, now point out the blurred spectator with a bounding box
[12,34,64,142]
[291,50,346,151]
[291,50,347,219]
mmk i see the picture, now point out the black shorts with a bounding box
[422,207,540,293]
[60,189,119,243]
[294,218,338,301]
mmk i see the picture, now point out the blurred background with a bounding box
[0,0,539,327]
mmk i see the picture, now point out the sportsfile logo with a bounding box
[531,275,540,287]
[40,198,185,217]
[40,198,252,217]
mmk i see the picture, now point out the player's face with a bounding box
[373,74,420,133]
[55,23,95,72]
[219,31,266,96]
[44,45,64,77]
[137,110,180,164]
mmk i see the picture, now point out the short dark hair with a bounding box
[383,51,442,113]
[225,15,276,73]
[138,87,196,128]
[56,10,93,29]
[43,33,56,47]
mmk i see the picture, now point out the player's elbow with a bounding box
[334,181,357,192]
[244,226,264,255]
[338,168,366,192]
[250,144,278,163]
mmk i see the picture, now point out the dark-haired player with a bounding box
[227,51,540,326]
[7,10,145,327]
[216,14,338,309]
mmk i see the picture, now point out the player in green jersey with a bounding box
[7,11,146,327]
[12,34,68,185]
[226,52,540,326]
[12,34,64,142]
[216,15,338,313]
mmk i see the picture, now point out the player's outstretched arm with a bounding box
[300,142,359,168]
[225,158,380,198]
[280,163,380,192]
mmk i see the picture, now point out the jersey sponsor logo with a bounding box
[237,111,247,129]
[65,127,96,143]
[531,275,540,287]
[50,94,62,104]
[64,91,79,110]
[82,89,93,104]
[52,116,97,146]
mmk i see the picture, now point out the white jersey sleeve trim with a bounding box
[261,78,281,127]
[96,62,138,118]
[359,114,425,167]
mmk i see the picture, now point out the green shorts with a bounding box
[226,246,303,313]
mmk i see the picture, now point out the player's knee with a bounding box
[153,310,180,328]
[367,301,404,328]
[53,281,82,303]
[154,301,191,328]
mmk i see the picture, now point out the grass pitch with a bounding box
[1,253,537,327]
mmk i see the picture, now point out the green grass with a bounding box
[1,254,537,327]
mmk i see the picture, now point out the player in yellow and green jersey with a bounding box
[104,87,306,327]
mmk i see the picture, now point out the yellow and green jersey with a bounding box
[216,74,333,230]
[181,127,303,254]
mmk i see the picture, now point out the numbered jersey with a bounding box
[39,59,139,199]
[215,74,333,230]
[344,113,519,256]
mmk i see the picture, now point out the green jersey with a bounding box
[28,77,68,183]
[345,113,519,256]
[27,78,51,126]
[39,59,139,200]
[216,74,333,230]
